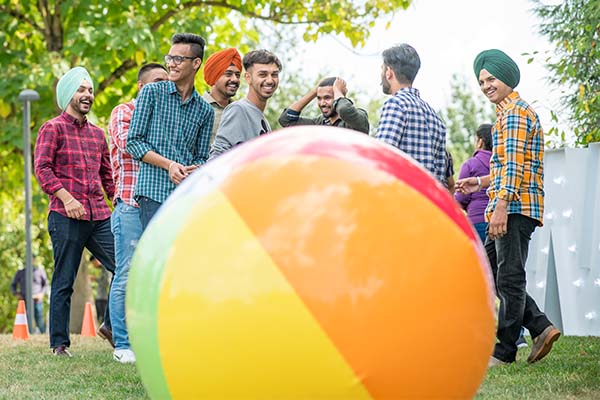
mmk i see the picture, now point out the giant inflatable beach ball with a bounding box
[127,126,495,399]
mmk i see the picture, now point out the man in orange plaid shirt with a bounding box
[457,49,560,367]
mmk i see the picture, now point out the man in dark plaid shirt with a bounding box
[34,66,116,357]
[375,44,448,185]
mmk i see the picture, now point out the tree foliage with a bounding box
[532,0,600,146]
[439,74,496,172]
[0,0,412,331]
[0,0,410,142]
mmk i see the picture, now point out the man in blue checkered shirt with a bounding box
[376,44,447,185]
[127,33,214,230]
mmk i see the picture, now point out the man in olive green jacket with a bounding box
[278,77,369,134]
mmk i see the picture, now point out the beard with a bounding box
[69,97,92,115]
[321,107,337,119]
[381,74,392,95]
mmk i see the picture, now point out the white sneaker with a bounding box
[113,349,136,364]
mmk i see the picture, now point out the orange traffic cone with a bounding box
[12,300,29,340]
[81,302,96,337]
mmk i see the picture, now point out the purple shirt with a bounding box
[455,149,492,224]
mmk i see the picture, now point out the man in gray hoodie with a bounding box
[209,49,282,159]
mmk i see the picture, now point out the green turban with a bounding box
[473,49,520,89]
[56,67,94,111]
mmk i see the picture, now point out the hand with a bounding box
[455,177,479,194]
[488,201,508,240]
[168,161,188,185]
[333,78,347,98]
[64,197,86,220]
[184,164,200,175]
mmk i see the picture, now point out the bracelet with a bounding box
[168,161,176,171]
[64,198,75,206]
[476,176,482,190]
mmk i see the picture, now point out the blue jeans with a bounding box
[109,200,142,349]
[485,214,552,362]
[473,222,488,244]
[47,211,115,348]
[138,196,162,231]
[34,300,46,333]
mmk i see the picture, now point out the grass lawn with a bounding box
[1,334,598,399]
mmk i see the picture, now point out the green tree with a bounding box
[439,74,496,172]
[532,0,600,146]
[0,0,412,332]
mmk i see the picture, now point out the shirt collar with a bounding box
[60,111,87,126]
[396,86,420,98]
[496,91,520,112]
[202,92,222,106]
[167,80,199,102]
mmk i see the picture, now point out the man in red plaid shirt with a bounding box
[108,63,168,364]
[34,66,116,357]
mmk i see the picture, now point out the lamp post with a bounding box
[18,89,40,333]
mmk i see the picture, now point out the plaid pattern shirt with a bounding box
[376,87,447,183]
[486,91,544,225]
[126,80,214,203]
[34,112,114,221]
[109,99,138,207]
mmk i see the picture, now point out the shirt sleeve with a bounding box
[454,160,473,208]
[127,85,156,161]
[278,108,320,127]
[375,97,406,148]
[109,103,132,152]
[34,121,63,195]
[209,104,244,159]
[99,132,115,200]
[192,105,214,165]
[497,106,528,202]
[10,272,19,295]
[336,98,370,134]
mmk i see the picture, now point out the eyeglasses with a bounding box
[164,55,197,65]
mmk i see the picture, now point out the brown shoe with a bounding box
[53,345,72,357]
[97,323,115,348]
[527,325,560,363]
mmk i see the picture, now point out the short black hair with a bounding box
[476,123,493,151]
[242,49,282,71]
[318,77,337,87]
[382,44,421,84]
[171,33,206,60]
[138,63,167,81]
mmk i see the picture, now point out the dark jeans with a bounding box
[485,213,552,362]
[138,196,162,231]
[47,211,115,348]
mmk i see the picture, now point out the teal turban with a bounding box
[473,49,520,89]
[56,67,94,110]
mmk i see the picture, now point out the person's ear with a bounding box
[194,58,202,72]
[386,66,395,81]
